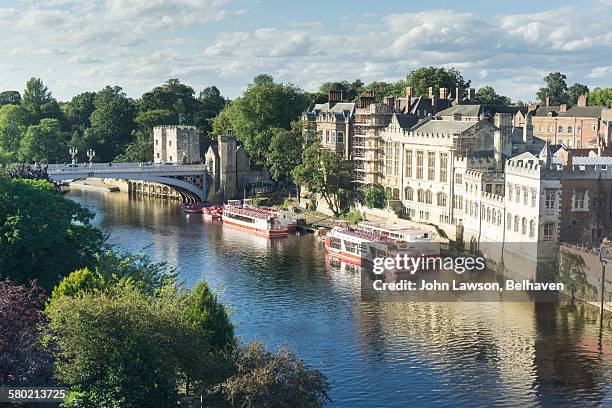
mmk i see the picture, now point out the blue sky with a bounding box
[0,0,610,102]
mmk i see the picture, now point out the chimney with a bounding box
[577,94,588,107]
[405,87,412,98]
[328,89,343,107]
[545,96,550,107]
[523,114,533,144]
[559,104,567,113]
[428,87,434,99]
[383,96,395,108]
[431,94,438,109]
[359,90,375,108]
[439,88,448,99]
[467,88,475,101]
[494,130,502,163]
[455,87,461,101]
[566,148,573,169]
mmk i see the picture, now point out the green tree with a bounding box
[209,342,331,408]
[0,90,21,106]
[267,121,304,183]
[17,118,67,163]
[566,83,589,107]
[0,177,105,289]
[319,79,364,102]
[21,78,64,126]
[214,75,309,163]
[475,85,511,105]
[536,72,568,106]
[196,85,227,134]
[115,109,176,162]
[364,186,387,209]
[405,67,467,97]
[139,79,200,125]
[558,250,597,303]
[588,87,612,107]
[85,86,137,162]
[64,92,96,131]
[361,81,405,102]
[291,141,352,217]
[0,104,27,160]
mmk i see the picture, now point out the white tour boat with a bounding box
[222,200,296,238]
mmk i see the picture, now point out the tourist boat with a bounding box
[221,200,296,237]
[181,202,207,213]
[357,221,440,258]
[202,205,222,220]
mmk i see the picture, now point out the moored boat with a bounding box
[357,221,440,258]
[221,200,295,238]
[181,202,207,213]
[202,205,223,219]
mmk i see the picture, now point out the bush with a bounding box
[343,210,364,225]
[364,187,386,209]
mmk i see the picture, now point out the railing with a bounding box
[48,163,207,175]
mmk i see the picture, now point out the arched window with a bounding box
[425,190,433,204]
[486,208,491,223]
[529,220,535,238]
[507,214,512,230]
[437,192,447,207]
[543,222,555,241]
[417,189,425,203]
[497,211,502,226]
[393,188,400,200]
[514,215,519,232]
[521,218,527,235]
[404,187,413,201]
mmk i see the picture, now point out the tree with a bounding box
[85,86,137,162]
[0,177,105,289]
[361,81,405,102]
[566,83,589,107]
[405,67,467,97]
[21,78,64,126]
[64,92,96,131]
[364,186,387,209]
[291,141,352,217]
[0,279,55,387]
[209,342,331,408]
[536,72,568,106]
[588,87,612,107]
[213,75,309,163]
[475,85,511,105]
[196,86,227,134]
[558,250,597,303]
[0,104,27,160]
[267,121,304,183]
[115,109,176,162]
[319,79,364,102]
[139,79,200,125]
[17,118,67,163]
[0,90,21,106]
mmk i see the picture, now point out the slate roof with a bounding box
[394,113,418,129]
[312,102,355,115]
[533,105,606,118]
[411,119,477,135]
[572,156,612,166]
[436,104,528,119]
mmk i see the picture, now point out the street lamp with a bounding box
[69,147,78,165]
[87,149,96,167]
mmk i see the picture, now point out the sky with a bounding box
[0,0,611,103]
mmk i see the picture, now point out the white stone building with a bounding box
[153,125,202,164]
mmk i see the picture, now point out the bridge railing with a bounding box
[48,163,208,175]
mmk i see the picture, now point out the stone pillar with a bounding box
[218,133,237,200]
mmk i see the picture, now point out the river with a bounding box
[66,189,612,408]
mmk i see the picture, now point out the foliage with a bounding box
[114,109,176,162]
[21,78,64,127]
[17,118,67,163]
[197,85,227,134]
[0,90,21,106]
[566,83,589,107]
[3,163,50,181]
[213,74,309,163]
[588,87,612,107]
[209,342,331,408]
[475,85,511,105]
[0,104,27,161]
[292,141,352,217]
[405,66,467,97]
[0,177,105,289]
[319,80,364,102]
[364,186,387,209]
[139,79,200,125]
[63,92,96,132]
[535,73,587,107]
[0,279,55,387]
[343,210,364,225]
[558,250,597,302]
[267,121,304,183]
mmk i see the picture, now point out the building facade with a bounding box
[153,126,202,164]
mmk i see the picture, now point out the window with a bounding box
[590,123,596,131]
[521,218,527,235]
[326,130,330,143]
[567,126,573,134]
[543,222,555,241]
[404,187,413,201]
[507,214,512,230]
[530,188,536,207]
[428,152,436,181]
[416,151,424,179]
[156,153,160,158]
[529,220,535,238]
[405,150,413,178]
[454,195,463,210]
[545,189,555,209]
[337,131,344,144]
[523,187,528,205]
[437,192,447,207]
[417,189,425,203]
[392,188,400,200]
[558,126,563,133]
[574,190,586,210]
[486,208,491,222]
[169,140,172,146]
[319,130,323,142]
[514,215,519,232]
[495,184,502,195]
[455,173,463,184]
[515,186,521,203]
[548,126,553,133]
[508,183,513,200]
[425,190,432,204]
[440,153,448,182]
[169,156,173,161]
[155,139,159,145]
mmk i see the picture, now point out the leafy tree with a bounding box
[475,85,511,105]
[0,104,27,160]
[196,85,227,134]
[536,72,568,106]
[588,87,612,107]
[292,141,352,217]
[115,109,176,162]
[21,78,64,126]
[0,279,55,387]
[17,118,67,163]
[139,79,200,125]
[0,177,105,289]
[364,186,387,209]
[405,67,467,97]
[566,83,589,107]
[0,90,21,106]
[209,342,331,408]
[319,79,364,102]
[64,92,96,131]
[558,250,597,303]
[213,75,309,163]
[85,86,137,162]
[267,121,304,183]
[134,109,176,129]
[361,81,405,102]
[252,74,274,86]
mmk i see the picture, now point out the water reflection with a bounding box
[66,189,612,407]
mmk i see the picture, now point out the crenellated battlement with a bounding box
[482,191,504,204]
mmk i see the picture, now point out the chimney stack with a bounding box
[494,130,502,164]
[455,87,462,104]
[559,104,567,113]
[523,114,533,144]
[545,96,550,107]
[359,90,375,108]
[405,87,412,98]
[467,88,475,101]
[566,148,573,169]
[383,96,395,108]
[439,88,448,99]
[428,87,434,99]
[577,94,588,107]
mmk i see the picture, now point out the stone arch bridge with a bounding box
[48,163,208,202]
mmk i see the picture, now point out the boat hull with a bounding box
[222,218,288,238]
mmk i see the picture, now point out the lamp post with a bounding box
[87,149,96,167]
[69,147,78,165]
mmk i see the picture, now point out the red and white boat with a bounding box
[202,205,222,220]
[357,222,440,259]
[181,202,207,213]
[222,200,296,238]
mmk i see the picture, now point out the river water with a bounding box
[66,189,612,408]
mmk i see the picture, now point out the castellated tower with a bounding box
[218,133,237,199]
